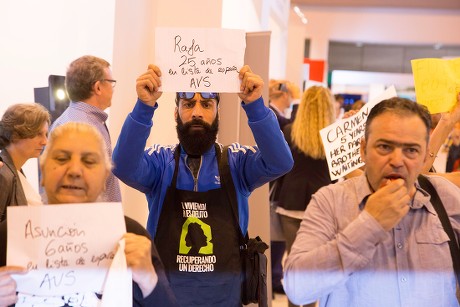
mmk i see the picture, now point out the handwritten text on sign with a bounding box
[7,203,126,296]
[320,86,397,180]
[411,58,460,114]
[155,28,245,93]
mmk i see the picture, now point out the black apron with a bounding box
[154,146,242,307]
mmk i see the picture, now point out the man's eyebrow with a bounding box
[376,139,422,148]
[181,99,196,103]
[200,98,215,103]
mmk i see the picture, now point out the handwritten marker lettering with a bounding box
[91,251,115,266]
[201,58,222,65]
[39,271,77,290]
[190,76,210,89]
[46,257,69,269]
[174,35,204,56]
[25,220,86,239]
[45,239,88,257]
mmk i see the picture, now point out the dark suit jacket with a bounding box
[268,104,294,203]
[0,150,27,222]
[269,104,292,130]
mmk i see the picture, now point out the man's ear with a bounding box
[360,138,367,163]
[423,145,429,163]
[174,107,178,120]
[92,80,102,95]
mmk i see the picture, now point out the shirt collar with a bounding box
[355,174,373,210]
[71,101,108,122]
[178,142,217,157]
[412,180,437,215]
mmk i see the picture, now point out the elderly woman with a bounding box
[0,103,50,221]
[0,122,178,307]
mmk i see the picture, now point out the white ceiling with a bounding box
[291,0,460,10]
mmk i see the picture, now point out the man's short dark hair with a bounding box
[365,97,432,143]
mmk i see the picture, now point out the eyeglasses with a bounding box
[102,79,117,88]
[278,83,288,93]
[176,92,220,101]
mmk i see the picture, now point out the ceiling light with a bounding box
[293,5,307,24]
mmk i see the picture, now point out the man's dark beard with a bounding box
[176,115,219,156]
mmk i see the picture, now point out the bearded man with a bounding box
[112,64,293,307]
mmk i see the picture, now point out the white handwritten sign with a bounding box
[320,86,397,180]
[155,27,245,93]
[7,203,126,297]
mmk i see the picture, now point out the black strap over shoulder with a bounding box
[219,145,268,306]
[218,145,248,247]
[418,175,460,287]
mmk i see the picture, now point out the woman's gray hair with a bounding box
[39,122,112,172]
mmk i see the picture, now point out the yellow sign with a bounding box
[411,58,460,114]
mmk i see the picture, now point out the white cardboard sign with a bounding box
[155,27,246,93]
[7,203,126,297]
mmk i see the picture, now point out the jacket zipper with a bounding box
[185,155,203,192]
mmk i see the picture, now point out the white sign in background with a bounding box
[7,203,126,297]
[320,86,397,180]
[155,27,246,93]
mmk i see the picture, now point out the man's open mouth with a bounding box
[385,175,403,181]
